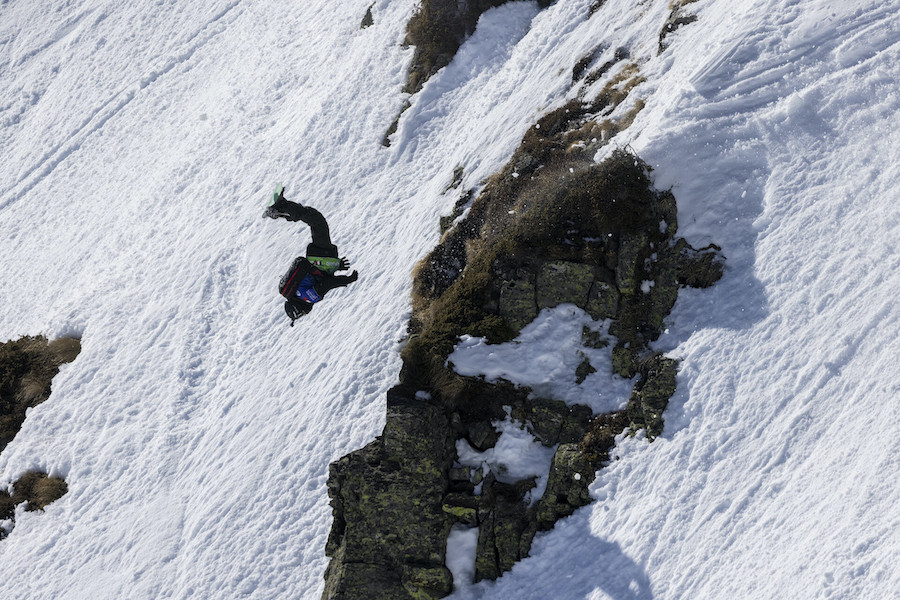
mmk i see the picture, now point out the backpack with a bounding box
[279,256,313,299]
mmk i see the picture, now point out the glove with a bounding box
[348,270,358,283]
[339,257,351,271]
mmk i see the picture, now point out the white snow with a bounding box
[449,306,632,414]
[456,412,558,505]
[1,0,899,598]
[446,525,479,592]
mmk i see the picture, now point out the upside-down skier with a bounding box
[265,187,358,325]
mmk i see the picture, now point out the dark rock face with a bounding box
[627,355,679,441]
[323,387,455,600]
[658,0,700,55]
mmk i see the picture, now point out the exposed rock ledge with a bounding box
[322,143,723,598]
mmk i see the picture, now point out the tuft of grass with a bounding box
[1,336,81,453]
[404,1,483,94]
[12,472,68,512]
[403,1,554,94]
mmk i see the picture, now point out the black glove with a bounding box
[348,270,358,283]
[339,257,351,271]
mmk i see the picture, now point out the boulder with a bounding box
[534,444,595,528]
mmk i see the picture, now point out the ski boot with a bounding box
[263,184,293,219]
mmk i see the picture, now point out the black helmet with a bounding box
[284,297,312,326]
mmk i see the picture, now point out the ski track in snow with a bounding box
[0,1,247,211]
[1,0,900,598]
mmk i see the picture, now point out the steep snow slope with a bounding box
[1,1,898,599]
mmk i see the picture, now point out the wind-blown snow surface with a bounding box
[1,0,898,598]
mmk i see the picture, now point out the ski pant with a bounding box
[282,202,339,258]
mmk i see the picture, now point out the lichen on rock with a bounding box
[626,355,679,440]
[322,387,455,600]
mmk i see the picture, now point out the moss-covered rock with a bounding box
[513,397,593,447]
[499,270,538,331]
[475,478,530,582]
[616,232,649,295]
[586,279,619,320]
[575,352,597,384]
[536,261,595,309]
[443,492,479,526]
[611,343,639,379]
[626,355,679,440]
[581,410,630,468]
[581,325,610,350]
[533,444,594,528]
[402,565,454,600]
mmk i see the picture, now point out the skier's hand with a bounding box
[339,257,351,271]
[348,270,358,283]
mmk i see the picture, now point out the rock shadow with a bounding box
[452,509,654,599]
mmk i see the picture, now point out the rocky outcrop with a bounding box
[323,387,455,600]
[326,27,723,589]
[322,146,724,597]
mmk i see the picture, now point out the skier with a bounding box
[265,189,358,325]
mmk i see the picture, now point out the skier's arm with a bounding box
[314,271,358,297]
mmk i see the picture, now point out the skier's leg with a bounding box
[291,205,333,249]
[267,197,339,257]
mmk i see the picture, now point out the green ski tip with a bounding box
[269,183,284,206]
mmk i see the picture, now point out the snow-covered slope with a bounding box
[1,0,898,598]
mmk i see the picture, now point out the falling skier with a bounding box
[265,185,358,325]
